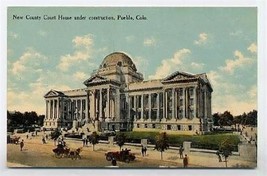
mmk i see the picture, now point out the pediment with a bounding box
[162,71,195,82]
[83,75,108,86]
[44,90,64,98]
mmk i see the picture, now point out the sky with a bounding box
[7,7,257,116]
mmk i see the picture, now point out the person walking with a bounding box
[216,151,222,162]
[20,139,24,151]
[179,145,184,159]
[42,137,46,144]
[183,154,189,168]
[141,145,144,156]
[111,157,117,166]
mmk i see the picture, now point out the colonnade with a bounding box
[129,86,204,121]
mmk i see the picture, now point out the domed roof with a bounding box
[100,52,137,71]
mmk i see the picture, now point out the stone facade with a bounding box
[43,52,213,134]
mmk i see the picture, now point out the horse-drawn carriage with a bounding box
[52,144,70,158]
[8,136,20,144]
[52,144,82,160]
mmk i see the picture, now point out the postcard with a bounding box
[6,6,257,169]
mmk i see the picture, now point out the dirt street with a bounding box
[7,135,183,168]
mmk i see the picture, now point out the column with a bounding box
[165,90,168,119]
[194,87,197,118]
[110,89,114,118]
[85,95,89,123]
[107,88,110,118]
[183,88,186,118]
[148,94,151,120]
[53,99,56,119]
[46,100,48,119]
[89,90,96,120]
[141,94,144,120]
[172,88,175,120]
[134,95,137,121]
[115,89,120,121]
[204,90,207,117]
[57,98,60,120]
[156,93,160,121]
[99,89,103,120]
[163,90,165,119]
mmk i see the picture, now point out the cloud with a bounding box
[73,71,87,80]
[11,48,47,75]
[8,80,72,114]
[125,35,135,42]
[38,30,47,37]
[191,62,205,70]
[247,43,257,53]
[194,33,208,45]
[9,32,19,39]
[57,34,94,71]
[148,49,191,79]
[219,50,255,74]
[144,37,157,47]
[213,94,257,116]
[229,30,243,36]
[72,34,94,49]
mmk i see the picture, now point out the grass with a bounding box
[119,131,240,151]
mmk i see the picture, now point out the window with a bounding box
[152,124,156,128]
[179,88,183,96]
[137,124,140,128]
[117,61,122,67]
[144,124,148,128]
[188,125,192,131]
[189,88,194,97]
[167,125,171,130]
[177,125,181,130]
[179,99,183,106]
[189,98,194,106]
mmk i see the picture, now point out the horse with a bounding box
[69,147,82,160]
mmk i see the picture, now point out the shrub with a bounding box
[120,131,240,151]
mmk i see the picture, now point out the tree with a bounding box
[89,131,99,151]
[218,137,235,167]
[212,113,220,126]
[116,133,126,151]
[219,111,234,126]
[154,132,169,160]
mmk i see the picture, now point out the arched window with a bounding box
[117,61,122,67]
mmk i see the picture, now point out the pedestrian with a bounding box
[20,139,24,151]
[42,137,46,144]
[82,138,86,147]
[141,145,144,156]
[143,146,147,156]
[85,138,88,146]
[179,145,184,159]
[216,151,222,162]
[26,134,29,139]
[111,157,117,166]
[183,154,189,168]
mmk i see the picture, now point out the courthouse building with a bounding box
[43,52,213,134]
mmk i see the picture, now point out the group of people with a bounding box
[82,137,89,147]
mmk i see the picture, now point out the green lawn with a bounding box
[120,131,240,151]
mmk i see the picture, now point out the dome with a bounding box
[100,52,137,71]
